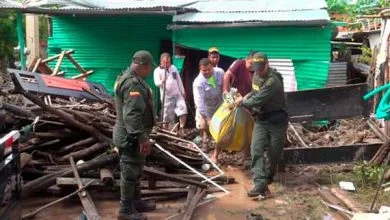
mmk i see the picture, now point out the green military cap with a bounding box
[251,52,268,71]
[132,50,156,67]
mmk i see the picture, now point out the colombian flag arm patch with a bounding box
[252,84,260,91]
[129,91,141,97]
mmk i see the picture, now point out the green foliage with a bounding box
[39,16,48,41]
[353,162,388,187]
[326,0,389,20]
[327,0,349,15]
[358,45,372,65]
[0,13,17,58]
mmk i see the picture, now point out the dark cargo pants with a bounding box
[118,144,145,201]
[250,119,288,188]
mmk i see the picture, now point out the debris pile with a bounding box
[287,119,383,148]
[0,66,233,219]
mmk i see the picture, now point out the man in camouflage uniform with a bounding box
[113,50,157,220]
[236,52,288,198]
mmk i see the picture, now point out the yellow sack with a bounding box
[209,102,254,152]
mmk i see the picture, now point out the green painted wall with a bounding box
[47,15,172,103]
[173,26,332,90]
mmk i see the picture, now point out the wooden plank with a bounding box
[32,58,41,72]
[25,14,40,63]
[52,51,66,76]
[37,62,53,75]
[22,180,95,220]
[57,177,120,187]
[56,177,187,189]
[148,175,157,190]
[65,53,87,73]
[42,50,74,63]
[71,70,94,80]
[69,156,101,220]
[183,187,207,220]
[143,166,207,188]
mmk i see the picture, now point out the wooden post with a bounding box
[25,14,40,64]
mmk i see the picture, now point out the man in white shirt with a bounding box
[153,53,187,132]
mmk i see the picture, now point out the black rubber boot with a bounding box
[247,185,270,198]
[134,184,156,212]
[118,199,147,220]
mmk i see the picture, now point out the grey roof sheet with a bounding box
[173,9,330,23]
[175,0,330,24]
[0,0,23,9]
[23,0,197,9]
[185,0,328,12]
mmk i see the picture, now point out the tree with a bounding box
[0,13,17,59]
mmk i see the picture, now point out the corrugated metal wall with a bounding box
[48,15,172,98]
[173,26,332,90]
[327,62,347,87]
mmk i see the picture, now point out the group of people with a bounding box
[113,48,288,220]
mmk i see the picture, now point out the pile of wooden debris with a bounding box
[288,119,383,148]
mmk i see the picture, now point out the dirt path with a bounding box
[22,166,336,220]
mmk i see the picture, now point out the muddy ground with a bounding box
[23,163,389,220]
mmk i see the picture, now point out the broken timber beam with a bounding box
[183,187,207,220]
[65,53,86,73]
[22,153,118,198]
[21,91,110,143]
[52,50,66,76]
[70,156,101,220]
[57,137,96,155]
[100,168,114,185]
[22,180,95,220]
[42,50,74,63]
[71,70,94,80]
[56,177,186,189]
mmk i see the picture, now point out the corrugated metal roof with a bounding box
[19,0,197,14]
[184,0,327,12]
[175,0,329,24]
[173,9,329,23]
[24,0,197,8]
[0,0,23,9]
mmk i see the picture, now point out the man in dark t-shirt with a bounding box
[223,51,257,97]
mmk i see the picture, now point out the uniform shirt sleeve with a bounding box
[121,81,148,143]
[193,78,208,118]
[242,76,279,109]
[153,67,163,88]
